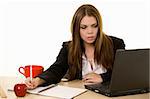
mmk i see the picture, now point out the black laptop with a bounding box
[85,48,150,97]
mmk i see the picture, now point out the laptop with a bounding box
[85,48,150,97]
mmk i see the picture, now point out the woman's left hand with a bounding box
[82,72,103,85]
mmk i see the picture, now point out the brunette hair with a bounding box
[68,4,114,80]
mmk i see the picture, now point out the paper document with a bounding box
[27,84,57,94]
[38,85,87,98]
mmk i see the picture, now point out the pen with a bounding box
[38,84,57,93]
[30,65,32,81]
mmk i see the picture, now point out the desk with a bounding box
[0,76,149,99]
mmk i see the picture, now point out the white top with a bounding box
[82,55,107,77]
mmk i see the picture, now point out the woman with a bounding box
[25,4,125,89]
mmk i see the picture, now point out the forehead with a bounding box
[80,16,97,25]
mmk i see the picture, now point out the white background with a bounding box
[0,0,150,77]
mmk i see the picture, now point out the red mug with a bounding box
[18,65,44,78]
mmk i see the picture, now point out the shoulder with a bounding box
[60,41,71,52]
[109,36,124,43]
[62,41,71,47]
[108,35,125,49]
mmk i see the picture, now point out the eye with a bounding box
[80,26,87,29]
[92,24,98,28]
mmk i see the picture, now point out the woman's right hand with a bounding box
[25,77,45,89]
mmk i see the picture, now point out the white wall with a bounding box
[0,0,149,77]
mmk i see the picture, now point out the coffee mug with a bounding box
[18,65,44,78]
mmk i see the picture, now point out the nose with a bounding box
[87,27,93,34]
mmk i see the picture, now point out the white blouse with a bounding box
[82,55,107,77]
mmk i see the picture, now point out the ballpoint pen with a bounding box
[30,65,32,81]
[38,84,57,93]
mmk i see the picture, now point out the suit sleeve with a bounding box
[100,37,125,82]
[37,42,69,86]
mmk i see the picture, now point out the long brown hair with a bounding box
[68,4,114,80]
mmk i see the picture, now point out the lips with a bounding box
[87,36,95,40]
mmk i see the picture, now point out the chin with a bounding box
[86,40,95,44]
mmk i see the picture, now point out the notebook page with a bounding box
[38,85,87,99]
[27,84,56,94]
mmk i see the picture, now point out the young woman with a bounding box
[25,4,125,89]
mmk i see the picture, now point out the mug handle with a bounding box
[18,66,25,76]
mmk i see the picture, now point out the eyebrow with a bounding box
[80,23,97,26]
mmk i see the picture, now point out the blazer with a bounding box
[38,36,125,86]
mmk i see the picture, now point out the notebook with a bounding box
[85,48,150,97]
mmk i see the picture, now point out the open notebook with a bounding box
[8,84,87,99]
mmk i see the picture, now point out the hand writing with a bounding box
[25,77,45,89]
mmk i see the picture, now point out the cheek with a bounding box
[95,28,98,33]
[92,29,98,37]
[80,30,86,39]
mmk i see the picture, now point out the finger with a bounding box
[27,86,35,90]
[83,75,94,82]
[85,78,94,82]
[84,81,95,85]
[83,76,93,81]
[25,80,33,86]
[84,82,94,85]
[26,82,38,90]
[84,79,99,85]
[25,80,35,89]
[25,77,31,84]
[25,83,34,89]
[83,80,96,85]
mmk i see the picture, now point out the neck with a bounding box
[84,42,94,50]
[84,43,95,60]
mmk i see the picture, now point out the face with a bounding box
[80,16,98,45]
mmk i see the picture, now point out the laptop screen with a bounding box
[110,49,149,91]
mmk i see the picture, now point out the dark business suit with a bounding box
[38,36,125,86]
